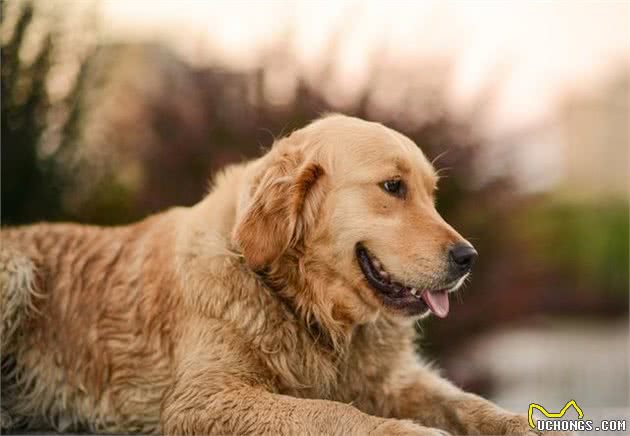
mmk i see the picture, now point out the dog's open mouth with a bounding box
[356,243,451,318]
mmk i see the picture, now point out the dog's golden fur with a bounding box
[1,115,565,435]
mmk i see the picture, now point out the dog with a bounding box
[1,114,566,435]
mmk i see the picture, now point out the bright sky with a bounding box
[98,0,630,135]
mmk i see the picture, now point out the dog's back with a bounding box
[1,215,181,432]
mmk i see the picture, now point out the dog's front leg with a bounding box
[161,384,455,436]
[387,364,570,436]
[160,319,450,435]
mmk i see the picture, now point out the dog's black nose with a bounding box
[449,243,477,274]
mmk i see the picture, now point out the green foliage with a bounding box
[515,200,629,295]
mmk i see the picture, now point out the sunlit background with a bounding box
[2,1,628,433]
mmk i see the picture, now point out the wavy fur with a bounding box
[1,115,566,436]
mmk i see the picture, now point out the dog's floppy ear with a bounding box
[233,149,325,271]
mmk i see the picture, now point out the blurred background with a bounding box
[1,0,628,432]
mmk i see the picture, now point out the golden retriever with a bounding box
[1,115,566,435]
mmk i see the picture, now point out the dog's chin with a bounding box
[355,243,460,318]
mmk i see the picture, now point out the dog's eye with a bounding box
[381,179,406,198]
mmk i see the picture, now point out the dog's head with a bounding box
[233,114,476,325]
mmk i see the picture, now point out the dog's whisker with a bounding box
[430,149,451,167]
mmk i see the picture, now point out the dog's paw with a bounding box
[494,413,540,435]
[477,413,576,436]
[371,419,451,436]
[500,414,574,436]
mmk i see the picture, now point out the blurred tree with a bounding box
[1,2,59,224]
[1,1,92,225]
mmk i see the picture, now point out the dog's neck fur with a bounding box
[176,156,418,398]
[184,160,380,353]
[255,253,355,352]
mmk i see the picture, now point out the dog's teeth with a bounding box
[410,288,417,296]
[373,259,381,268]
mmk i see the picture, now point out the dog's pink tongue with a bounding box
[421,290,450,318]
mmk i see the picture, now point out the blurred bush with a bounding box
[516,201,628,297]
[2,2,61,222]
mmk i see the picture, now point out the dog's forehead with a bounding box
[310,116,435,180]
